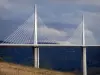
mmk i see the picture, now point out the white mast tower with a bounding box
[82,14,87,75]
[34,4,39,68]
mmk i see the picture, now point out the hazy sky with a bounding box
[0,0,100,45]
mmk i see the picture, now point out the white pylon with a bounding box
[34,4,38,45]
[34,4,39,68]
[82,14,87,75]
[82,15,85,46]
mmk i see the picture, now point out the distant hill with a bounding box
[0,41,11,44]
[0,41,3,43]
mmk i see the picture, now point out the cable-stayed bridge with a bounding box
[0,9,97,46]
[0,4,98,75]
[0,10,97,46]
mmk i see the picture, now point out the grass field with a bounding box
[0,61,77,75]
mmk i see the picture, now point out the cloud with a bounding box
[38,25,68,42]
[85,29,97,45]
[0,0,9,7]
[52,0,79,3]
[0,0,35,20]
[83,11,100,45]
[52,0,100,6]
[78,0,100,5]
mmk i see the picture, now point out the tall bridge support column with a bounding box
[83,46,87,75]
[33,4,39,68]
[32,47,39,68]
[82,14,87,75]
